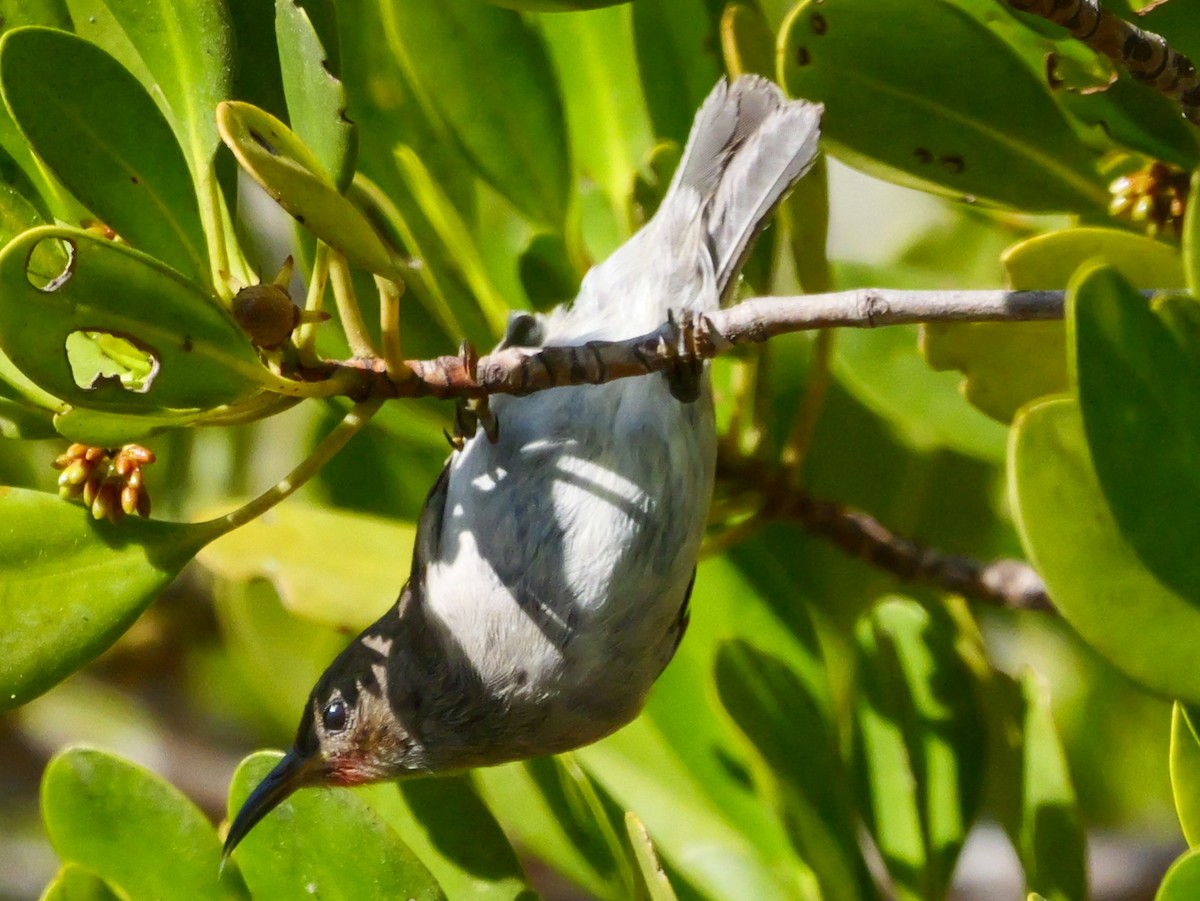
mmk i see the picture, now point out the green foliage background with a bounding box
[0,0,1198,898]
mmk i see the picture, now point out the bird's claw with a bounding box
[661,310,706,404]
[443,341,499,450]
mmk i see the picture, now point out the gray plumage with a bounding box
[224,77,823,857]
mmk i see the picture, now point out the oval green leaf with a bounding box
[0,488,213,709]
[218,101,401,277]
[1158,849,1200,901]
[276,0,357,191]
[42,746,241,901]
[779,0,1107,212]
[1070,264,1200,603]
[1171,703,1200,847]
[40,864,123,901]
[0,27,209,282]
[1010,396,1200,702]
[0,226,266,414]
[381,0,570,227]
[923,227,1185,423]
[198,501,414,631]
[227,751,447,901]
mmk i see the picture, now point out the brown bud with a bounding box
[233,283,300,350]
[122,445,155,465]
[121,483,140,517]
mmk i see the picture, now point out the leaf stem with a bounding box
[374,274,415,384]
[296,242,331,365]
[198,397,384,539]
[328,249,379,358]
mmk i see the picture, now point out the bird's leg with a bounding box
[661,309,705,403]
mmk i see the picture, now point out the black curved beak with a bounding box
[223,749,324,864]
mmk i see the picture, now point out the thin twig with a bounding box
[1009,0,1200,125]
[312,287,1070,401]
[327,249,379,359]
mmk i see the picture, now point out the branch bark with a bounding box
[321,288,1068,401]
[1009,0,1200,126]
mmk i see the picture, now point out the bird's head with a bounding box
[222,627,425,860]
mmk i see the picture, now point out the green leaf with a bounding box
[714,639,866,901]
[1171,703,1200,847]
[1010,396,1200,702]
[538,4,652,219]
[625,812,679,901]
[0,27,209,282]
[0,226,266,417]
[0,489,214,709]
[1158,849,1200,901]
[42,747,242,901]
[778,0,1107,212]
[66,0,233,179]
[1070,264,1200,602]
[228,751,447,901]
[381,0,571,226]
[989,670,1087,901]
[632,0,723,146]
[519,231,581,312]
[923,227,1185,423]
[1186,169,1200,298]
[276,0,358,191]
[362,776,536,901]
[40,864,123,901]
[198,501,414,631]
[217,101,402,278]
[721,2,775,80]
[486,0,631,9]
[852,598,987,901]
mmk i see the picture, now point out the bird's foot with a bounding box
[443,341,499,451]
[661,310,705,403]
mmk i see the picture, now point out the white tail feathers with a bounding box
[669,76,823,298]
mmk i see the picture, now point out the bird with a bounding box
[223,75,823,857]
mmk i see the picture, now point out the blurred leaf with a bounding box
[519,230,581,311]
[778,0,1107,212]
[1158,849,1200,901]
[924,227,1185,423]
[40,864,123,901]
[625,812,679,901]
[538,4,652,219]
[217,101,402,277]
[1186,169,1200,297]
[989,670,1087,901]
[199,501,413,631]
[1171,703,1200,847]
[475,755,630,899]
[42,747,242,901]
[1010,396,1200,702]
[0,489,214,709]
[853,598,986,901]
[715,639,866,901]
[1070,265,1200,602]
[66,0,233,177]
[276,0,358,191]
[363,776,536,901]
[395,145,511,334]
[382,0,571,227]
[0,27,209,282]
[228,751,446,900]
[0,227,265,417]
[721,2,775,79]
[781,153,831,294]
[487,0,632,9]
[1140,0,1200,61]
[632,0,723,145]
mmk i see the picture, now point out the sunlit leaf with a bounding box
[40,864,123,901]
[1171,703,1200,847]
[1158,849,1200,901]
[625,812,679,901]
[218,101,402,278]
[1185,169,1200,298]
[1010,396,1200,702]
[779,0,1107,212]
[276,0,358,191]
[228,751,447,900]
[42,747,243,901]
[0,27,209,282]
[0,488,215,709]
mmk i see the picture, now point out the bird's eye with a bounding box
[322,698,348,732]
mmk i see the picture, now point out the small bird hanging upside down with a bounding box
[224,75,823,857]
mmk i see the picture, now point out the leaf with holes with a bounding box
[0,27,210,283]
[779,0,1107,212]
[228,751,447,900]
[0,488,217,710]
[276,0,357,191]
[0,227,267,417]
[42,747,243,901]
[218,101,401,277]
